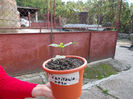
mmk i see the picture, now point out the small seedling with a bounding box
[49,42,78,60]
[96,85,109,95]
[96,85,119,99]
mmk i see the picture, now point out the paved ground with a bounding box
[19,40,133,99]
[115,40,133,66]
[80,41,133,99]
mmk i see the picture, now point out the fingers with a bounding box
[42,85,54,99]
[44,83,54,99]
[32,83,54,99]
[46,82,51,89]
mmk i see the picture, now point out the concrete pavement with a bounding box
[80,41,133,99]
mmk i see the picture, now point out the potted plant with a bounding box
[42,42,87,99]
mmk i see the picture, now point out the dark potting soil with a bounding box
[46,58,84,70]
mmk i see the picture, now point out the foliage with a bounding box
[16,0,133,33]
[55,1,85,23]
[119,2,131,33]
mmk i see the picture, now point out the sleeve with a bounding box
[0,66,38,99]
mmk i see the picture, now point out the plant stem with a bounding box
[60,48,63,55]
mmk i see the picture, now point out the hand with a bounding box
[32,83,54,99]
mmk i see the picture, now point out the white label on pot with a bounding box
[48,72,79,86]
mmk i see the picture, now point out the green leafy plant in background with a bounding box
[119,2,131,33]
[16,0,133,33]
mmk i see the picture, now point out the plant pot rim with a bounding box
[42,55,87,74]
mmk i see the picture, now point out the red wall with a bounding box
[52,32,91,59]
[0,34,50,76]
[89,31,117,61]
[0,31,117,76]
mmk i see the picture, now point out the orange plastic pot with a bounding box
[42,55,87,99]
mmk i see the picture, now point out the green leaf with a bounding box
[64,42,73,47]
[49,44,59,47]
[64,42,78,47]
